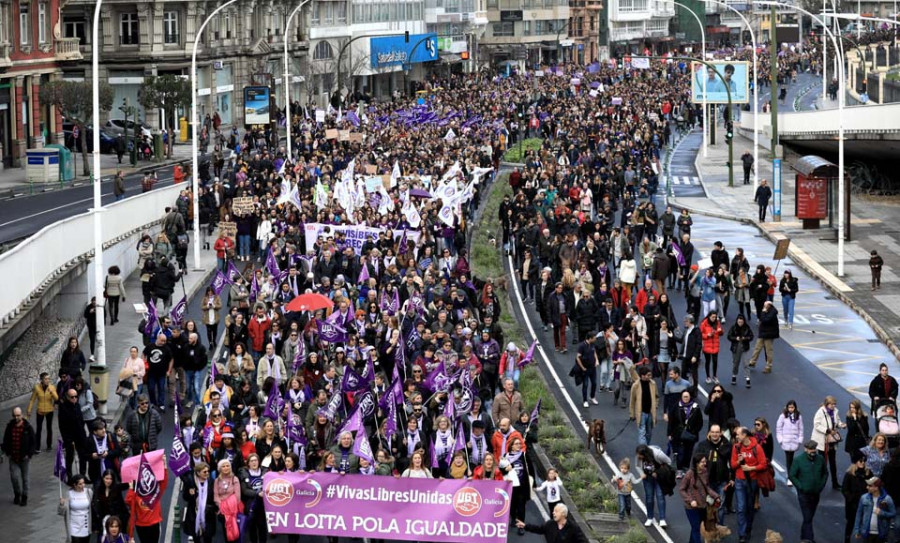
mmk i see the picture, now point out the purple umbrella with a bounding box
[409,188,432,198]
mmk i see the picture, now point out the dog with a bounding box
[587,418,606,455]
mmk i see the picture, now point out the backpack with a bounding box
[656,461,677,496]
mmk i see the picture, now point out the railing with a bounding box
[0,183,181,326]
[740,102,900,136]
[55,37,83,61]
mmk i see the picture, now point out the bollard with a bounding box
[173,502,182,543]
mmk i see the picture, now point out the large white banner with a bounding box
[304,223,421,255]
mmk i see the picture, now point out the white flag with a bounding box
[632,57,650,70]
[391,161,402,188]
[444,128,456,141]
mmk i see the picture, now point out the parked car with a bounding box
[62,123,117,153]
[104,118,152,139]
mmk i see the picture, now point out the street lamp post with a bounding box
[755,0,846,276]
[90,0,106,371]
[284,0,311,162]
[191,0,239,270]
[705,0,759,189]
[673,0,708,158]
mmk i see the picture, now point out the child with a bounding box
[114,424,132,458]
[534,468,564,512]
[611,458,639,520]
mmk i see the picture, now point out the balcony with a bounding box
[55,37,83,61]
[586,0,603,10]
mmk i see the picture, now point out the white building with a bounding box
[607,0,675,54]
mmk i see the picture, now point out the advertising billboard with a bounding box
[370,33,438,69]
[691,61,750,104]
[244,86,271,125]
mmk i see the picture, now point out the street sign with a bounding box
[773,158,782,220]
[773,236,791,260]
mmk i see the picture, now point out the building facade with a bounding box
[605,0,675,56]
[478,0,571,67]
[60,0,309,134]
[0,0,82,168]
[568,0,603,64]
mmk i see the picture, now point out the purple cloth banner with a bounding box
[262,472,512,543]
[317,319,349,343]
[54,438,67,484]
[210,270,231,296]
[136,452,162,508]
[144,300,159,336]
[169,296,188,327]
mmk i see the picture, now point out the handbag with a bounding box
[116,378,135,398]
[756,465,776,492]
[103,277,109,299]
[680,429,698,442]
[826,429,843,444]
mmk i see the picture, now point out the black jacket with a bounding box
[573,297,601,330]
[58,399,87,445]
[523,519,588,543]
[679,326,702,362]
[667,401,704,442]
[86,432,124,482]
[726,322,754,353]
[869,375,900,405]
[152,263,179,297]
[703,391,736,431]
[183,341,210,372]
[182,476,218,539]
[695,438,733,487]
[757,306,780,339]
[1,419,36,460]
[547,290,576,328]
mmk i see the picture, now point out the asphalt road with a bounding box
[0,162,182,246]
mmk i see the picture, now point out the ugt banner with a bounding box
[262,472,512,543]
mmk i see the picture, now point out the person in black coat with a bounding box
[749,301,779,373]
[749,265,769,319]
[754,179,773,221]
[516,503,588,543]
[868,363,899,414]
[60,336,88,380]
[59,387,88,478]
[86,420,124,482]
[842,452,873,543]
[677,315,703,386]
[704,385,736,431]
[151,257,180,310]
[92,470,130,534]
[573,291,600,342]
[83,299,99,355]
[183,462,218,543]
[667,389,703,472]
[547,283,576,353]
[726,315,754,387]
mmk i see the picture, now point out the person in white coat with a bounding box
[256,215,274,260]
[775,399,804,486]
[812,395,846,489]
[256,343,287,389]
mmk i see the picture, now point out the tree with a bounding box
[38,80,115,177]
[139,75,191,159]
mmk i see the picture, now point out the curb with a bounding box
[667,195,900,365]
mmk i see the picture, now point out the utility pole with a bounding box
[770,4,779,156]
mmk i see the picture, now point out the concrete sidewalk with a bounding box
[671,130,900,363]
[0,234,216,540]
[0,143,195,194]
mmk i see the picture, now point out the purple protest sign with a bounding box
[316,319,349,343]
[136,452,161,508]
[262,472,512,543]
[210,270,230,296]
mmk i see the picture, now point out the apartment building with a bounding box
[0,0,81,168]
[424,0,488,71]
[60,0,310,131]
[606,0,675,55]
[568,0,603,63]
[479,0,571,66]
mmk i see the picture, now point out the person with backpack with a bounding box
[679,452,719,543]
[636,444,674,529]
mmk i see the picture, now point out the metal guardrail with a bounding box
[0,183,181,326]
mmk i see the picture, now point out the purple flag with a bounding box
[250,273,260,302]
[168,405,191,477]
[264,385,285,422]
[450,419,467,463]
[671,242,686,267]
[226,260,244,284]
[292,340,306,373]
[286,412,307,447]
[54,438,67,484]
[143,300,158,336]
[316,319,349,343]
[423,363,451,394]
[380,289,400,314]
[397,229,409,257]
[353,426,375,463]
[341,364,369,393]
[136,452,162,508]
[456,372,476,416]
[339,391,375,436]
[340,405,363,435]
[358,263,370,284]
[317,391,343,421]
[529,398,542,426]
[430,438,439,469]
[202,425,214,450]
[384,393,398,441]
[517,340,537,368]
[169,296,188,327]
[443,395,456,421]
[210,270,230,296]
[266,248,281,276]
[346,110,361,128]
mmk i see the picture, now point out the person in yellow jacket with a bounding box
[26,372,58,453]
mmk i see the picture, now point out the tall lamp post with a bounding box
[191,0,239,270]
[705,0,759,189]
[284,0,311,161]
[673,0,708,157]
[90,0,106,370]
[755,0,846,276]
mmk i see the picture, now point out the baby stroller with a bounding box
[875,399,900,448]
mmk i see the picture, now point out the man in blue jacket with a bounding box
[853,476,896,542]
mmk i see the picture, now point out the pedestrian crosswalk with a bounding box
[668,175,701,186]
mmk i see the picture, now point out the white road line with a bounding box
[672,177,681,185]
[507,254,676,543]
[0,175,175,228]
[692,177,700,185]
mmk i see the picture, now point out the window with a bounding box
[313,40,333,60]
[337,2,347,23]
[487,0,498,9]
[63,17,86,43]
[19,2,29,46]
[37,2,45,44]
[120,12,138,45]
[164,11,179,44]
[491,21,514,36]
[224,12,233,38]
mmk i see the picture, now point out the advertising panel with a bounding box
[370,34,438,69]
[691,61,750,104]
[244,86,271,125]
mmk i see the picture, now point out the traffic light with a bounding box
[725,120,734,143]
[460,51,470,60]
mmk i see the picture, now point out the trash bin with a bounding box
[45,144,74,182]
[25,148,60,192]
[180,117,189,142]
[89,363,110,415]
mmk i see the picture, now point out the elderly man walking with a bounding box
[789,439,828,542]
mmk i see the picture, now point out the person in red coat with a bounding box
[126,470,168,543]
[472,453,505,480]
[247,305,272,360]
[699,311,724,384]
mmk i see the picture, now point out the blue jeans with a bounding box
[503,369,520,389]
[217,257,227,272]
[639,412,654,445]
[581,366,597,402]
[782,295,795,326]
[146,374,167,409]
[644,475,666,521]
[238,234,251,258]
[598,358,612,389]
[713,481,728,525]
[685,508,703,543]
[184,370,203,405]
[617,494,632,519]
[735,478,758,538]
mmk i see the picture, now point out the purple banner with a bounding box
[262,472,512,543]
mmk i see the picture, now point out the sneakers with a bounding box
[583,401,589,408]
[591,397,599,405]
[659,520,668,528]
[763,366,772,374]
[786,480,793,487]
[714,377,720,384]
[746,377,752,389]
[644,519,653,527]
[705,377,712,384]
[731,376,737,386]
[748,360,757,368]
